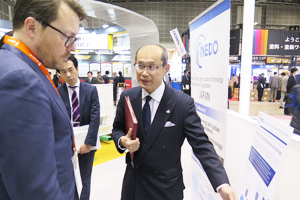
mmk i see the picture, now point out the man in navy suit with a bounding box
[0,0,86,199]
[58,55,100,200]
[112,44,237,200]
[182,69,190,95]
[102,70,110,83]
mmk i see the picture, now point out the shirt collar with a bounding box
[66,78,80,88]
[142,80,165,102]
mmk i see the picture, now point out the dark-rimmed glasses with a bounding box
[135,63,163,72]
[38,20,78,48]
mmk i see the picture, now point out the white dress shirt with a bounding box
[66,78,80,124]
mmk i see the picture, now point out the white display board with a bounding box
[189,1,230,199]
[190,0,230,159]
[112,62,123,76]
[76,34,108,50]
[238,112,293,200]
[78,62,89,77]
[90,62,100,77]
[124,63,132,77]
[101,62,112,77]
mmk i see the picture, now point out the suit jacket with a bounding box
[58,82,100,146]
[281,75,289,91]
[287,74,297,94]
[257,77,266,89]
[102,74,109,83]
[269,75,280,88]
[85,77,97,84]
[112,84,229,200]
[0,44,76,200]
[181,74,190,89]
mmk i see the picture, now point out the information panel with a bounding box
[239,112,293,200]
[190,0,230,159]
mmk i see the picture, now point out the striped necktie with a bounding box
[69,86,80,127]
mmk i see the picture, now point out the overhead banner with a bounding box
[239,112,293,200]
[253,29,300,55]
[170,28,187,56]
[189,0,230,198]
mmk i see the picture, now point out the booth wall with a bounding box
[225,110,300,199]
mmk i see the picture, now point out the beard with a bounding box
[35,36,70,70]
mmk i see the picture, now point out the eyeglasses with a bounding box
[135,63,163,72]
[39,20,78,48]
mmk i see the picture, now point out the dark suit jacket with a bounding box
[102,74,109,83]
[58,82,100,146]
[181,74,190,90]
[0,44,76,200]
[287,74,297,94]
[112,84,229,200]
[85,77,97,84]
[257,77,266,89]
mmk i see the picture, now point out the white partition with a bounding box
[93,84,115,136]
[225,110,300,199]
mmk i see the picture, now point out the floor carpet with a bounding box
[93,141,125,166]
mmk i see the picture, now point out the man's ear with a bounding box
[24,17,39,39]
[164,64,170,75]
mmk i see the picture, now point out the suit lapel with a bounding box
[60,83,71,119]
[136,85,176,163]
[79,82,86,125]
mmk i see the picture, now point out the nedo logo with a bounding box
[195,34,218,69]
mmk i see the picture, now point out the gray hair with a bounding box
[135,44,168,66]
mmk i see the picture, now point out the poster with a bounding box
[124,63,132,77]
[112,62,123,76]
[189,0,230,199]
[190,0,230,159]
[101,62,112,77]
[90,62,100,77]
[78,62,89,77]
[239,112,293,200]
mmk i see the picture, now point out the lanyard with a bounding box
[4,35,60,95]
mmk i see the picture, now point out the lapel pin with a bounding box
[166,110,170,113]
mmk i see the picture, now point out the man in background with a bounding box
[113,72,119,104]
[102,70,110,83]
[52,69,61,88]
[285,68,299,115]
[182,69,190,95]
[164,73,171,86]
[269,72,280,102]
[96,71,105,84]
[0,0,86,199]
[58,55,100,200]
[112,44,237,200]
[257,73,266,101]
[280,71,289,109]
[86,71,97,84]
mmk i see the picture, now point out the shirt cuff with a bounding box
[118,136,127,151]
[216,183,230,193]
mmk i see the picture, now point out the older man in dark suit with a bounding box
[58,55,100,200]
[112,44,237,200]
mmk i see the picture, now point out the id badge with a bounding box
[72,150,82,197]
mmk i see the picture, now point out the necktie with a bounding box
[89,79,91,84]
[142,96,152,136]
[69,86,80,127]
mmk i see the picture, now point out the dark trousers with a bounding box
[258,88,264,101]
[183,89,190,96]
[78,150,96,200]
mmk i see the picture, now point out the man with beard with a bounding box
[0,0,86,199]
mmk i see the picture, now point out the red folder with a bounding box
[124,96,138,161]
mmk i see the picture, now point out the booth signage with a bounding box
[170,28,187,56]
[76,34,108,50]
[253,29,300,56]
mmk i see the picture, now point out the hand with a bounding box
[284,89,287,93]
[77,143,91,154]
[219,185,238,200]
[121,128,140,153]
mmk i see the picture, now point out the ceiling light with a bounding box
[102,24,109,28]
